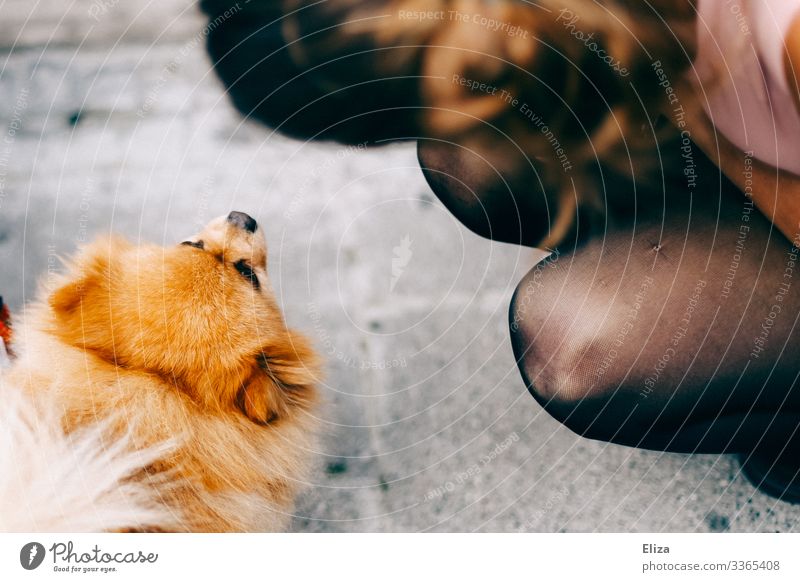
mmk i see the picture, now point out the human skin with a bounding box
[419,134,800,457]
[671,13,800,248]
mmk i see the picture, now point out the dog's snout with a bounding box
[227,211,258,233]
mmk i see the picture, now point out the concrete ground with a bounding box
[1,0,798,532]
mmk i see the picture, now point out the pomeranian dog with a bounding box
[0,212,320,532]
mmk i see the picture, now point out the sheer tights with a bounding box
[419,140,800,460]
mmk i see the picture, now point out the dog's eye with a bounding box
[181,240,205,250]
[234,260,260,289]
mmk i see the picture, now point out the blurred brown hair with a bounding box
[203,0,696,247]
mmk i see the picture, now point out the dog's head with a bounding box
[48,212,318,425]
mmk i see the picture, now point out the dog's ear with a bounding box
[49,261,107,316]
[236,332,319,425]
[50,276,94,315]
[49,240,124,317]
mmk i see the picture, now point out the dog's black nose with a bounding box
[227,211,258,233]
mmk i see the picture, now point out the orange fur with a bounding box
[7,214,320,532]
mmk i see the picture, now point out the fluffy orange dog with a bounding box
[0,212,319,532]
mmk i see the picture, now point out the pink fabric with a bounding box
[693,0,800,174]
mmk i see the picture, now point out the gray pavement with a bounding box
[1,0,798,532]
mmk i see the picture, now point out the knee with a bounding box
[508,258,620,436]
[417,141,549,245]
[417,141,497,240]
